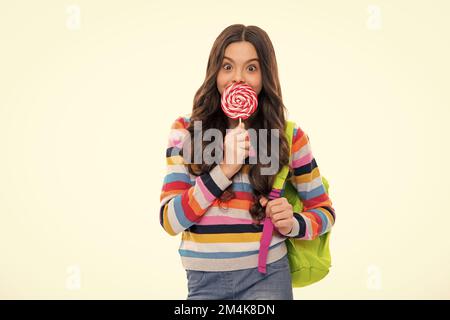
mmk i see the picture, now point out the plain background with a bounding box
[1,0,449,299]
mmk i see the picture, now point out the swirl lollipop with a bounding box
[221,82,258,124]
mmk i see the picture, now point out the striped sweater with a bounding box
[159,116,336,271]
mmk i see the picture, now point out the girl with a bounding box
[159,24,336,300]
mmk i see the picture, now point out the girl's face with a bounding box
[217,41,262,96]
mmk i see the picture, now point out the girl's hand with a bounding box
[260,196,294,236]
[220,122,250,179]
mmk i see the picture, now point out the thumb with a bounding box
[259,196,269,207]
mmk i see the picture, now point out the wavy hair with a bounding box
[184,24,290,222]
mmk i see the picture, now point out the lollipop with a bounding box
[221,82,258,124]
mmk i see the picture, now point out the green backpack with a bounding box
[282,121,332,288]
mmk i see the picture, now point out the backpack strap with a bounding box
[258,120,295,274]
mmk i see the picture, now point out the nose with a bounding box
[232,72,245,84]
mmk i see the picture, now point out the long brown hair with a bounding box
[184,24,290,222]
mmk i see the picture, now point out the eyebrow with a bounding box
[223,56,259,64]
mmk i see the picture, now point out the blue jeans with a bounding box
[185,253,293,300]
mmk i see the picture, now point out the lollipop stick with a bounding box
[239,118,242,125]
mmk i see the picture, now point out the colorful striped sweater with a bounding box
[159,116,336,271]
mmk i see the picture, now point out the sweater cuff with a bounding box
[199,165,233,198]
[285,217,300,237]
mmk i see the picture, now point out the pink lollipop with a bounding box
[221,82,258,123]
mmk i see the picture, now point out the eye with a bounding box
[223,63,232,71]
[248,65,257,72]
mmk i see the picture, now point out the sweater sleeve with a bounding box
[284,123,336,239]
[159,117,233,236]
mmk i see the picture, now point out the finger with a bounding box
[229,137,249,150]
[236,131,249,140]
[266,201,281,218]
[235,135,249,144]
[271,211,292,223]
[228,128,245,138]
[269,198,285,206]
[265,199,281,213]
[268,202,286,214]
[274,219,291,229]
[270,200,290,213]
[237,140,250,149]
[230,131,245,139]
[259,196,269,207]
[266,200,277,217]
